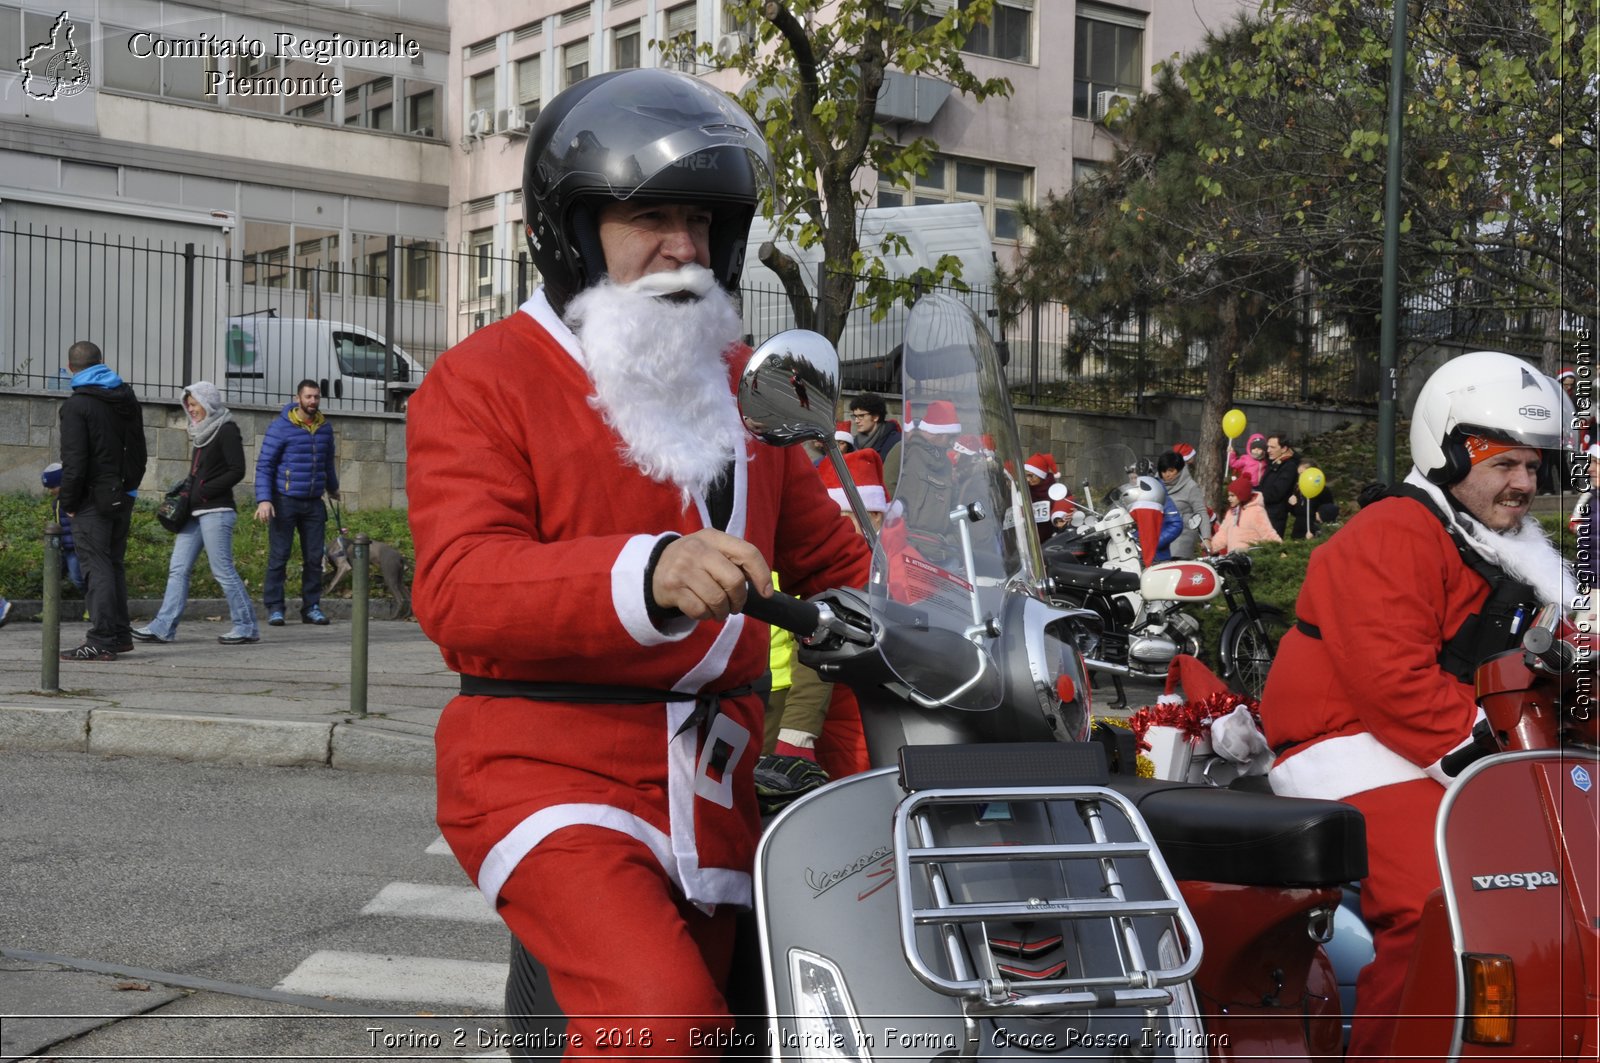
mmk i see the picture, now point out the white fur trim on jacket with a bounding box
[612,533,696,646]
[1268,732,1431,801]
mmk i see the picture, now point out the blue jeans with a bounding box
[263,494,326,616]
[148,510,258,640]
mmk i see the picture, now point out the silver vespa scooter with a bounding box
[739,295,1208,1061]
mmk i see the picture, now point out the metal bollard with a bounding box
[41,523,61,693]
[350,534,370,717]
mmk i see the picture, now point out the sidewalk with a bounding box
[0,603,453,776]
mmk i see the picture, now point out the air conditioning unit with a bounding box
[408,125,434,138]
[715,32,746,61]
[1093,90,1137,121]
[499,108,529,135]
[466,108,494,137]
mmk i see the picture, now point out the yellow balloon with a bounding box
[1222,409,1247,439]
[1298,467,1326,499]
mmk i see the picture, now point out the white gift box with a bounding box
[1144,725,1214,782]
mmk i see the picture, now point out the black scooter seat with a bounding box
[1048,560,1140,594]
[1108,777,1366,888]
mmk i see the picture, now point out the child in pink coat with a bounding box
[1228,432,1267,488]
[1210,476,1281,555]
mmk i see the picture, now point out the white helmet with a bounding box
[1110,474,1166,512]
[1409,351,1567,485]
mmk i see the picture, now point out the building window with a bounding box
[407,87,436,136]
[1074,3,1144,119]
[470,70,496,114]
[661,3,696,72]
[889,0,1031,62]
[562,39,590,87]
[469,228,495,299]
[101,25,161,95]
[516,55,542,119]
[613,21,641,70]
[878,154,1030,243]
[965,0,1033,62]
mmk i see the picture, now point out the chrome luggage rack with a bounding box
[892,785,1202,1016]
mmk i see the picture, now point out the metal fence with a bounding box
[3,223,1580,415]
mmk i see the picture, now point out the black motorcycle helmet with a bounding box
[521,68,772,315]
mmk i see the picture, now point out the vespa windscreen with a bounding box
[868,294,1043,711]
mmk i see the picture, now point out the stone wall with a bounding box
[2,385,1374,512]
[0,390,407,510]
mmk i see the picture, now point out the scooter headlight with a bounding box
[788,949,872,1062]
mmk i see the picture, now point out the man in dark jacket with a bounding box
[57,341,147,661]
[1257,434,1300,537]
[254,379,340,626]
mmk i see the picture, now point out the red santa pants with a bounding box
[1342,778,1444,1061]
[497,825,740,1060]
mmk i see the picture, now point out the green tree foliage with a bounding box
[1003,58,1302,508]
[704,0,1012,343]
[1183,0,1595,352]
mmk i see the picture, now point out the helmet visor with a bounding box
[535,73,773,204]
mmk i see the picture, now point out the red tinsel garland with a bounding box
[1128,691,1263,753]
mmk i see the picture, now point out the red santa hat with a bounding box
[1558,366,1577,381]
[819,448,888,513]
[917,400,962,436]
[1050,498,1075,524]
[952,433,984,457]
[834,420,853,444]
[1024,453,1058,480]
[1173,443,1196,464]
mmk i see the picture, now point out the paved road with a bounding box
[1,749,513,1061]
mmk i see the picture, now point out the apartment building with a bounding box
[0,1,451,386]
[446,0,1247,331]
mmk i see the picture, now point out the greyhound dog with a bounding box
[324,530,412,619]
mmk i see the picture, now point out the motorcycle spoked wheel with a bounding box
[1219,605,1289,699]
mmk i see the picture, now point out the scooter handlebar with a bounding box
[741,582,823,638]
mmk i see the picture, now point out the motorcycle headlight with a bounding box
[788,949,872,1062]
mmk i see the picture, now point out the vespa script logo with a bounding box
[1470,870,1560,892]
[805,845,895,902]
[18,11,91,100]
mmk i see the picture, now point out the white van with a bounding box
[224,315,424,413]
[740,202,998,390]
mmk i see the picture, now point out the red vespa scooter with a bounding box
[1386,606,1599,1060]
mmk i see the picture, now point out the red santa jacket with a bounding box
[1260,494,1488,801]
[407,293,870,911]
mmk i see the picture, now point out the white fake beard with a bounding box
[1405,469,1576,606]
[566,265,748,501]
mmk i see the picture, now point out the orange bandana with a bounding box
[1464,435,1519,465]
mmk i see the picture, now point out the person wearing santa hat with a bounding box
[405,69,871,1055]
[1209,475,1280,555]
[1024,452,1061,542]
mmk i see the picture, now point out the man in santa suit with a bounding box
[405,69,870,1056]
[1261,351,1573,1060]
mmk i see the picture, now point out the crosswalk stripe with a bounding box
[361,881,499,924]
[275,950,508,1008]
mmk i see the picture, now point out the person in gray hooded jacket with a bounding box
[134,381,259,646]
[1155,450,1206,559]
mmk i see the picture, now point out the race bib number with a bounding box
[1032,499,1052,523]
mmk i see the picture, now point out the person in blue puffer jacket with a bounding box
[253,379,340,626]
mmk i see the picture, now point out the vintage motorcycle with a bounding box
[1040,451,1287,699]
